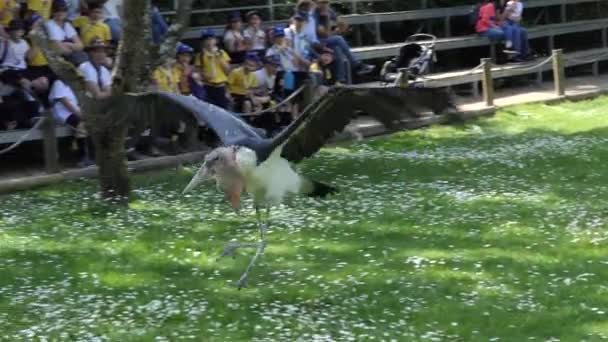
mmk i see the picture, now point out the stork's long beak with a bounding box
[182,165,212,194]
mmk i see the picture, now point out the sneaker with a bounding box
[356,63,376,75]
[503,49,518,55]
[76,157,95,168]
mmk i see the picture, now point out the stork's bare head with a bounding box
[182,147,239,194]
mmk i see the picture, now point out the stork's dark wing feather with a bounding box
[130,92,262,146]
[271,86,454,164]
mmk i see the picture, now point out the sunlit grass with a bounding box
[2,97,608,340]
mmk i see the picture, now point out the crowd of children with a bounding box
[0,0,375,163]
[150,0,375,122]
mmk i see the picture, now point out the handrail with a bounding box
[238,85,306,117]
[0,118,46,155]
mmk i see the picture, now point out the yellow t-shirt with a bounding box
[72,15,89,31]
[227,67,257,96]
[172,64,192,95]
[27,0,51,20]
[194,50,231,85]
[80,21,112,46]
[28,45,48,66]
[152,66,179,93]
[0,0,18,27]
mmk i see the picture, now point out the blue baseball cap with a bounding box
[272,26,286,38]
[200,28,216,40]
[245,52,261,63]
[176,43,194,55]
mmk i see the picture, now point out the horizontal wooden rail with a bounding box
[351,18,608,60]
[181,0,605,41]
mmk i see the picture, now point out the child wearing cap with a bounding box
[195,29,231,109]
[243,10,267,57]
[78,39,112,99]
[77,3,111,47]
[227,52,259,113]
[173,43,192,95]
[223,12,246,65]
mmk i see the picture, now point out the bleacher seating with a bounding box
[3,0,608,170]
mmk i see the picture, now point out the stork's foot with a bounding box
[229,240,267,289]
[234,273,248,290]
[217,241,259,260]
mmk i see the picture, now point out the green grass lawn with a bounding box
[2,98,608,341]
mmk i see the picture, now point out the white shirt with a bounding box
[266,45,296,72]
[0,39,29,70]
[243,26,266,51]
[303,10,319,43]
[49,80,80,123]
[254,68,275,93]
[506,1,524,21]
[284,27,311,71]
[66,0,80,20]
[103,0,123,19]
[223,30,243,53]
[78,61,112,89]
[45,19,78,41]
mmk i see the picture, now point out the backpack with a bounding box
[469,3,482,29]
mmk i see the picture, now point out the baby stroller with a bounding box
[380,34,437,86]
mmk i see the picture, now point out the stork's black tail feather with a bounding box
[308,180,338,198]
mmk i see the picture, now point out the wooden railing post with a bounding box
[302,79,315,109]
[41,111,60,173]
[552,49,566,96]
[397,68,409,88]
[481,58,494,106]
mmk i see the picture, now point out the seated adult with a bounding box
[102,0,123,43]
[0,0,19,38]
[475,0,506,43]
[299,0,374,80]
[46,0,88,66]
[501,0,529,61]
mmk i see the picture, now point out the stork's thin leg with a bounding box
[234,206,270,289]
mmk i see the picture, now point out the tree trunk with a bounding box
[91,124,130,202]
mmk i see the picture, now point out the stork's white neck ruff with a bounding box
[234,146,303,204]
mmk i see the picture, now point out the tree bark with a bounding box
[91,124,130,202]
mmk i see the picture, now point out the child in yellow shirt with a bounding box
[194,28,231,109]
[0,0,18,28]
[78,3,111,46]
[227,52,259,113]
[27,0,51,20]
[172,43,199,96]
[151,57,179,94]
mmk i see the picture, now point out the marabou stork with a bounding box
[147,86,454,288]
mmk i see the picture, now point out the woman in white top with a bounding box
[223,12,247,65]
[46,0,86,65]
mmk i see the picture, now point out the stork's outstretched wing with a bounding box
[271,86,455,164]
[129,92,263,146]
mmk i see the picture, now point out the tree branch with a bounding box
[112,0,153,93]
[29,23,86,101]
[151,0,194,70]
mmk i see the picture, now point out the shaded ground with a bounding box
[2,98,608,341]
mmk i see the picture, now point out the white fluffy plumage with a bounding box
[236,147,303,205]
